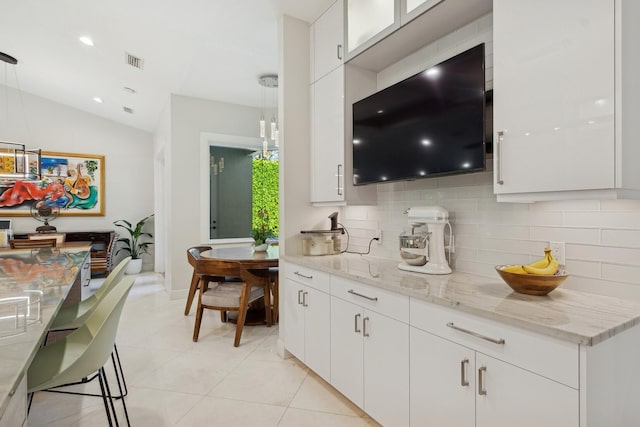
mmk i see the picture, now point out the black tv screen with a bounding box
[352,44,486,185]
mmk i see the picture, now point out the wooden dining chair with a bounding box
[238,264,278,327]
[193,258,267,346]
[184,245,213,315]
[10,238,57,249]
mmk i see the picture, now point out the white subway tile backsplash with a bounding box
[530,200,601,212]
[600,199,640,211]
[568,244,640,266]
[527,211,564,227]
[564,260,601,279]
[562,276,640,301]
[530,227,600,245]
[601,229,640,248]
[563,212,640,229]
[601,264,640,285]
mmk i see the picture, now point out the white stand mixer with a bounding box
[398,206,453,275]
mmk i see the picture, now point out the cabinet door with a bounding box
[311,67,345,203]
[401,0,443,25]
[363,310,409,427]
[346,0,397,55]
[475,354,578,427]
[312,0,344,82]
[304,287,331,381]
[493,0,614,195]
[330,296,364,407]
[410,327,475,427]
[283,279,305,361]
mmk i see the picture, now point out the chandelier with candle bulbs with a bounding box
[258,75,279,158]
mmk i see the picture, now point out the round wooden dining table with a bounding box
[199,245,279,268]
[200,245,279,325]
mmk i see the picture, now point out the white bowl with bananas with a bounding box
[496,248,569,296]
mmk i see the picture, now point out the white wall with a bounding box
[1,85,154,265]
[164,94,262,298]
[337,16,640,301]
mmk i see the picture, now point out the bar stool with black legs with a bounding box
[44,257,131,399]
[28,276,136,427]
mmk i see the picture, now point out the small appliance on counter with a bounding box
[399,206,453,275]
[301,212,344,256]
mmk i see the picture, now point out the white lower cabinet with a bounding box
[410,327,578,427]
[330,277,410,427]
[282,265,331,381]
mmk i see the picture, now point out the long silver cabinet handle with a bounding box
[303,291,309,307]
[294,271,313,279]
[363,316,370,337]
[496,131,505,185]
[297,289,304,305]
[337,44,343,60]
[478,366,487,395]
[446,322,505,345]
[354,313,361,333]
[337,164,343,196]
[348,289,378,301]
[460,358,469,387]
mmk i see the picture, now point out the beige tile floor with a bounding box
[28,273,381,427]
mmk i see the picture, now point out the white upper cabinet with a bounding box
[346,0,398,58]
[401,0,443,25]
[494,0,640,202]
[310,67,345,204]
[311,0,344,83]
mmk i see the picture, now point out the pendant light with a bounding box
[258,74,278,157]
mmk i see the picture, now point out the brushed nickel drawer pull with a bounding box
[363,316,370,337]
[478,366,487,395]
[302,291,309,307]
[446,322,505,345]
[337,44,343,60]
[496,131,505,185]
[297,289,304,305]
[354,313,361,333]
[348,289,378,301]
[461,358,469,387]
[294,271,313,279]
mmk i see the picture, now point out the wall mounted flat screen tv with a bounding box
[352,44,486,186]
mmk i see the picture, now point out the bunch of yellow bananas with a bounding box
[503,248,559,275]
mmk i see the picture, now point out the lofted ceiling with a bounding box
[0,0,334,132]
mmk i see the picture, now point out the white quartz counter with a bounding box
[283,254,640,346]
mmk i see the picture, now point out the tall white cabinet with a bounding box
[493,0,640,201]
[310,0,345,204]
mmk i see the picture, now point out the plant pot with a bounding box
[253,243,269,252]
[125,258,143,275]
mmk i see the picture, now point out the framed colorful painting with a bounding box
[0,151,105,216]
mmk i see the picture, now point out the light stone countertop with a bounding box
[282,253,640,346]
[0,248,88,417]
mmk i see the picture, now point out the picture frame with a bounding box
[0,151,105,216]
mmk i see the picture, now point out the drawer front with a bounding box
[331,276,409,323]
[282,261,330,293]
[410,299,578,388]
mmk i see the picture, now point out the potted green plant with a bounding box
[252,209,273,251]
[113,214,154,274]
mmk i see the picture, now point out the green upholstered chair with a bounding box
[28,275,136,426]
[45,256,131,399]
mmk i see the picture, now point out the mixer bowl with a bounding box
[399,233,428,266]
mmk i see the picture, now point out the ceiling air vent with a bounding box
[123,106,134,114]
[125,52,144,70]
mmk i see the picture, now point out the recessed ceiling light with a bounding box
[79,36,94,46]
[93,97,103,103]
[353,139,361,144]
[425,67,440,78]
[421,139,431,146]
[377,110,384,114]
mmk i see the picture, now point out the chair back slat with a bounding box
[194,257,241,278]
